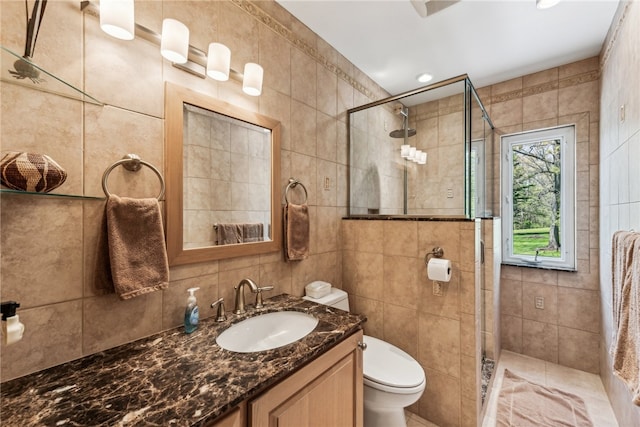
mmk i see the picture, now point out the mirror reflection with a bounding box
[165,83,281,265]
[183,104,271,248]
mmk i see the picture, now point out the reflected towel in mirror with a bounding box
[216,223,243,245]
[215,223,264,245]
[243,223,264,243]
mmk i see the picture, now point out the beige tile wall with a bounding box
[343,218,479,427]
[0,0,388,381]
[409,92,468,216]
[598,1,640,425]
[489,57,602,374]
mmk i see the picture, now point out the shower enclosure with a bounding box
[347,74,500,418]
[347,75,494,219]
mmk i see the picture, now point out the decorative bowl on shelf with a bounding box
[0,152,67,193]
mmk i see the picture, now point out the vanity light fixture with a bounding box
[99,0,134,40]
[536,0,560,9]
[206,43,231,81]
[242,63,264,96]
[82,0,263,96]
[160,19,189,64]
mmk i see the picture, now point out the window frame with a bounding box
[501,125,576,271]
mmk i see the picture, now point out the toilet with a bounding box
[303,288,426,427]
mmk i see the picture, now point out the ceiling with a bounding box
[276,0,619,97]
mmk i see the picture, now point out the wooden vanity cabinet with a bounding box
[249,330,364,427]
[207,402,246,427]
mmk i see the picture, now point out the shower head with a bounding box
[389,105,416,138]
[389,128,417,138]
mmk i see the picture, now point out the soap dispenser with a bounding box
[1,301,25,345]
[184,287,200,334]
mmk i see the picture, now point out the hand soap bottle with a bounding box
[184,287,200,334]
[1,301,25,345]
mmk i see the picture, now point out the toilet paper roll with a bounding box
[427,258,452,282]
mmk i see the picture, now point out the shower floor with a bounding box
[481,356,495,404]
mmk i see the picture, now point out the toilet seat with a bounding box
[363,335,426,394]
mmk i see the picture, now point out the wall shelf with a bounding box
[0,189,104,201]
[1,45,103,105]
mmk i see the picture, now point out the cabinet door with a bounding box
[250,330,364,427]
[205,402,246,427]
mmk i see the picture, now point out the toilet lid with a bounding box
[363,335,425,388]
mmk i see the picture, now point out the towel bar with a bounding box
[102,154,165,200]
[285,177,308,204]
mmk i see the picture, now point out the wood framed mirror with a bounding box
[165,83,281,265]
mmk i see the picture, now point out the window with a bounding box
[501,125,576,270]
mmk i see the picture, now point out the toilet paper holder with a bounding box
[424,246,444,265]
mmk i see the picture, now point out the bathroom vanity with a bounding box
[0,294,366,426]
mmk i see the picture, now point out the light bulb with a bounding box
[207,43,231,81]
[243,63,264,96]
[100,0,135,40]
[161,19,189,64]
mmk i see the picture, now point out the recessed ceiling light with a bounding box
[536,0,560,10]
[417,73,433,83]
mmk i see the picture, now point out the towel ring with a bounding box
[102,154,165,200]
[285,178,308,204]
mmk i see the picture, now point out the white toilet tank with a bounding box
[303,288,350,311]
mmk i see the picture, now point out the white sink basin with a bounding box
[216,311,319,353]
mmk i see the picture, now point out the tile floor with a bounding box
[405,350,619,427]
[406,410,438,427]
[482,351,618,427]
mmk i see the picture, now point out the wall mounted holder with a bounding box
[424,246,444,264]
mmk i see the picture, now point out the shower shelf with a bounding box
[1,45,103,105]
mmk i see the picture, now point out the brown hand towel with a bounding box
[284,203,309,261]
[106,195,169,300]
[243,223,264,243]
[216,223,243,245]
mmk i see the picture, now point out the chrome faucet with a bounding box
[233,278,259,314]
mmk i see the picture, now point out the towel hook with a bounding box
[285,177,308,204]
[102,154,166,200]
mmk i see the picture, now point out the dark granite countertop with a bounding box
[0,294,366,426]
